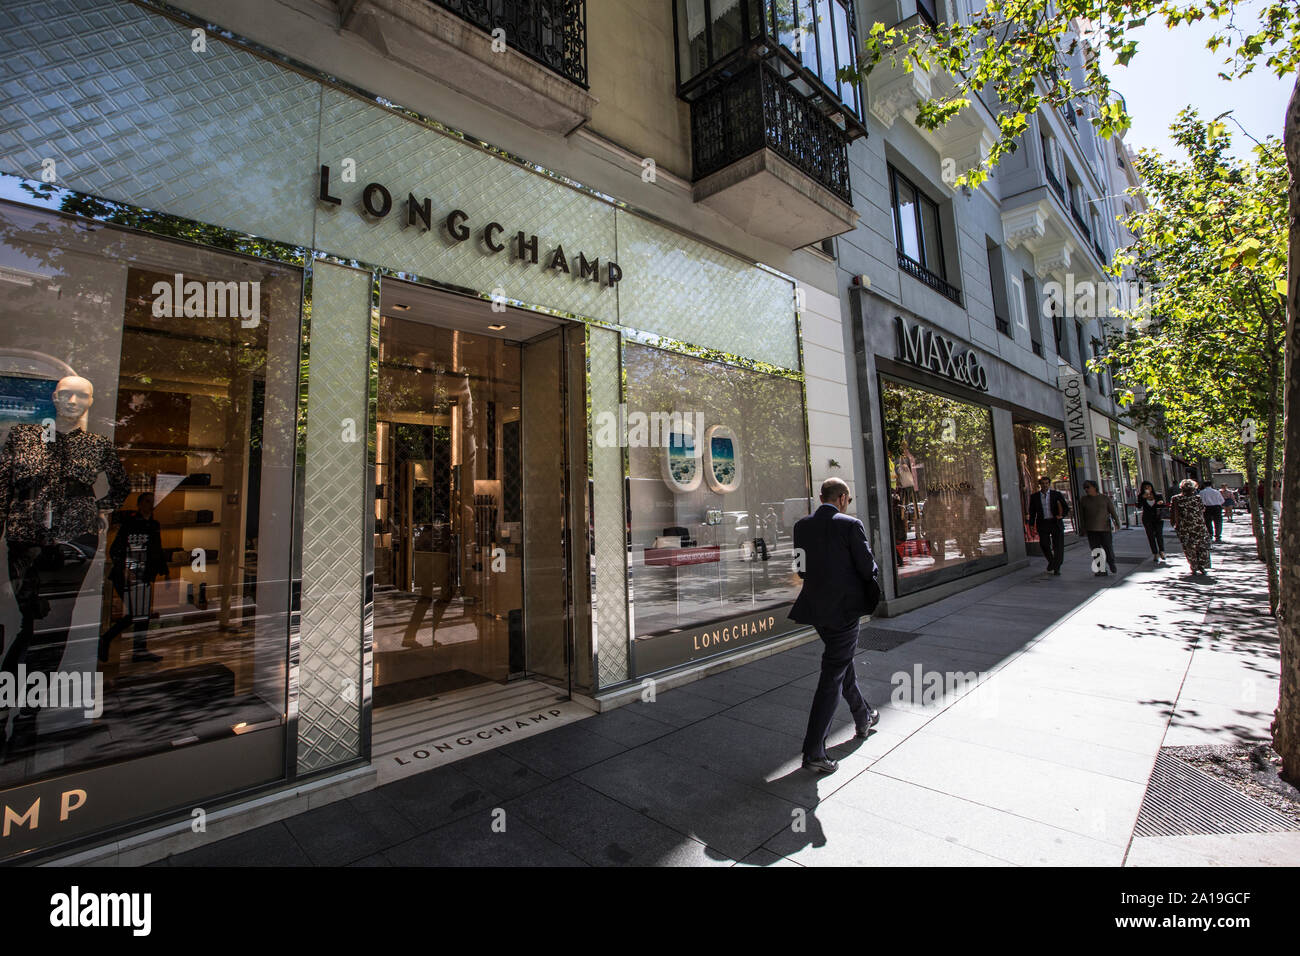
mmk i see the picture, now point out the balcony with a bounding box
[690,62,858,248]
[1045,165,1065,202]
[338,0,596,134]
[898,251,962,306]
[867,26,999,188]
[1071,204,1091,241]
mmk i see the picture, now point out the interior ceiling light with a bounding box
[488,323,506,331]
[391,303,411,311]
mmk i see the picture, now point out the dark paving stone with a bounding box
[376,763,499,831]
[646,713,840,804]
[584,706,678,748]
[167,821,312,867]
[347,852,392,866]
[383,812,587,866]
[681,674,766,706]
[622,686,732,728]
[284,792,418,865]
[574,747,801,861]
[454,748,552,800]
[505,778,731,866]
[494,721,628,779]
[715,662,802,691]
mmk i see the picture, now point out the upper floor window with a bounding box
[1023,272,1044,356]
[675,0,861,118]
[986,240,1011,335]
[890,166,947,280]
[917,0,939,26]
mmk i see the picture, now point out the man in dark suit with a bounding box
[789,477,881,775]
[1026,476,1071,575]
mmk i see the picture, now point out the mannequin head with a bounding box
[52,375,93,432]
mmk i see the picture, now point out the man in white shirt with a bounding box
[1199,481,1225,543]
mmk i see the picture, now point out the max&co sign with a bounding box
[1057,368,1095,451]
[317,165,624,288]
[894,316,988,391]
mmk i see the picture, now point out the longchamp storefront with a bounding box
[0,0,815,862]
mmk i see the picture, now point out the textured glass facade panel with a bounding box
[297,263,370,772]
[0,0,318,249]
[615,211,799,370]
[589,328,629,687]
[315,90,618,326]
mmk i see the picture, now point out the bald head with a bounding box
[820,477,850,503]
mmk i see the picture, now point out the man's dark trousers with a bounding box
[1204,505,1223,541]
[1086,530,1116,573]
[1036,518,1065,572]
[801,620,871,761]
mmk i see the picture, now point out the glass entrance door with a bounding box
[373,314,524,706]
[371,294,573,707]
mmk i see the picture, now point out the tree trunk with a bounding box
[1245,441,1265,560]
[1273,71,1300,785]
[1264,317,1281,611]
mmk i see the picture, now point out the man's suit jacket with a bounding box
[788,504,880,629]
[1027,489,1071,523]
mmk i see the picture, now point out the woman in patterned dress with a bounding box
[1169,478,1212,575]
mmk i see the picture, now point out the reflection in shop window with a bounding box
[0,201,299,799]
[880,377,1004,591]
[1013,420,1075,542]
[624,344,810,647]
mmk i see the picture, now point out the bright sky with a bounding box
[1101,4,1293,160]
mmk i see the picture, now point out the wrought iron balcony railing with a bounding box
[1071,203,1091,240]
[898,251,962,306]
[690,61,851,203]
[1045,165,1065,202]
[429,0,587,88]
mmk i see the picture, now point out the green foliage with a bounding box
[841,1,1300,189]
[1103,111,1286,465]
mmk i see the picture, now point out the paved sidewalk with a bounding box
[157,517,1293,866]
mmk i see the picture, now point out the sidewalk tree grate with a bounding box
[1134,750,1299,838]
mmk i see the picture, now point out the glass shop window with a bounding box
[0,200,300,831]
[1013,420,1075,543]
[880,376,1005,593]
[624,343,811,642]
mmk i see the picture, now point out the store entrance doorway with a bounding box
[371,282,574,712]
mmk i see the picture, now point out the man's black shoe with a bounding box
[802,756,838,774]
[855,708,880,738]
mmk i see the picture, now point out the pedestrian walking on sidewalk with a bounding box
[1136,481,1166,562]
[1199,481,1225,543]
[1027,475,1071,575]
[1170,478,1212,576]
[789,477,882,775]
[1221,485,1237,523]
[1079,480,1121,576]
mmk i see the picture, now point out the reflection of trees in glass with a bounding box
[881,378,1004,572]
[623,342,810,637]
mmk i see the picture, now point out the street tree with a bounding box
[1103,112,1286,602]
